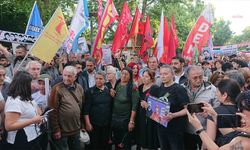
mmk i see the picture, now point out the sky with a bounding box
[203,0,250,35]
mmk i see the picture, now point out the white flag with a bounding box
[66,0,89,53]
[156,10,164,61]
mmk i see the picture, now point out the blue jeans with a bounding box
[54,132,81,150]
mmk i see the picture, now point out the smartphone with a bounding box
[187,103,204,114]
[42,108,54,116]
[217,114,241,128]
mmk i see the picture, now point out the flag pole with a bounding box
[16,7,61,71]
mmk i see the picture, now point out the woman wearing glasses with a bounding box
[210,71,225,87]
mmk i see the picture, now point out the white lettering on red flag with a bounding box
[183,4,213,63]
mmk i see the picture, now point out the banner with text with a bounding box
[0,30,36,44]
[182,4,213,63]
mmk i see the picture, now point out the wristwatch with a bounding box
[196,128,205,135]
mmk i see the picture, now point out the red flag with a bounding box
[128,7,141,50]
[139,16,154,62]
[138,22,145,35]
[171,16,179,48]
[182,5,212,63]
[155,10,169,63]
[111,2,132,54]
[166,15,178,64]
[92,0,118,64]
[153,41,158,57]
[159,16,169,64]
[129,8,142,37]
[97,0,103,25]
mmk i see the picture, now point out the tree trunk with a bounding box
[141,0,147,21]
[41,0,49,9]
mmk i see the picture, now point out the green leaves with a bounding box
[0,0,238,51]
[212,19,233,46]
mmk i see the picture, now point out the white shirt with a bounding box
[5,96,40,144]
[32,92,47,111]
[88,72,96,88]
[0,92,4,102]
[174,71,185,84]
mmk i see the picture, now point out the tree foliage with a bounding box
[0,0,76,33]
[212,18,233,46]
[145,0,205,52]
[0,0,237,52]
[230,26,250,44]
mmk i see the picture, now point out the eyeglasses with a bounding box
[215,71,225,75]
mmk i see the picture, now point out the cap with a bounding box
[38,74,52,82]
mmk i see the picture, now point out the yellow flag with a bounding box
[31,7,68,63]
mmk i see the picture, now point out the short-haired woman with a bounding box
[203,79,241,148]
[84,70,113,150]
[157,65,189,150]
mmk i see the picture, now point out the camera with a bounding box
[187,103,204,114]
[217,114,241,128]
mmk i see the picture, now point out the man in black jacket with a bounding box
[81,57,96,89]
[171,56,187,84]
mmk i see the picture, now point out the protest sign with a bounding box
[0,30,36,44]
[146,96,170,127]
[102,45,112,65]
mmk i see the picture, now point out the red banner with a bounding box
[128,7,141,50]
[139,16,154,62]
[129,8,141,38]
[182,15,211,63]
[111,2,132,54]
[138,22,146,35]
[166,15,178,64]
[92,0,118,64]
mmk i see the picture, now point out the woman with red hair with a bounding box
[127,62,141,86]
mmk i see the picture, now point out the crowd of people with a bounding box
[0,43,250,150]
